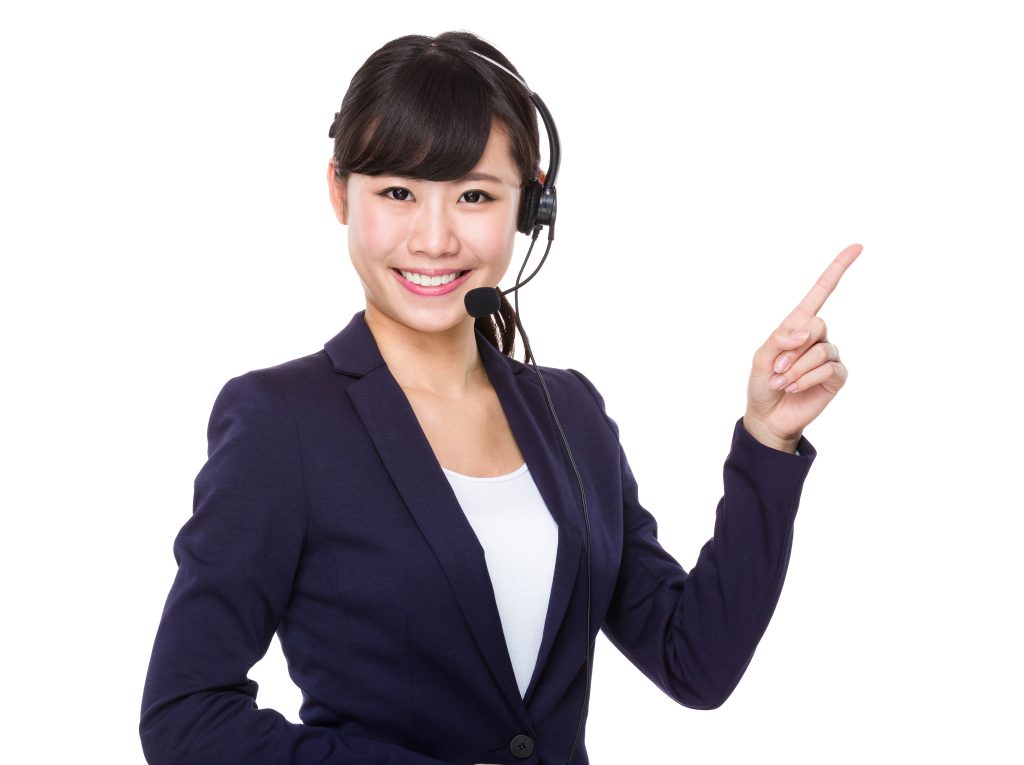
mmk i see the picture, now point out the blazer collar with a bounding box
[323,310,583,713]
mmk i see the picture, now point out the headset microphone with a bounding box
[465,287,502,319]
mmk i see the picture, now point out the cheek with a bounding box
[461,210,517,264]
[349,204,402,258]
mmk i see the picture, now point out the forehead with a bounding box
[470,123,519,185]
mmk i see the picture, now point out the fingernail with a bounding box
[771,375,787,389]
[774,354,790,373]
[789,330,809,343]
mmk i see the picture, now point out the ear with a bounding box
[327,161,348,225]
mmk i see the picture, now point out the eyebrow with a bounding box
[459,171,504,183]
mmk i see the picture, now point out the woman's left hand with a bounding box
[743,244,862,453]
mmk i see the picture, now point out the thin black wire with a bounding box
[507,229,594,765]
[508,228,554,319]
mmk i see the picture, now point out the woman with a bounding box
[140,31,859,765]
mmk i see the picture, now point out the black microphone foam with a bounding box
[464,287,501,318]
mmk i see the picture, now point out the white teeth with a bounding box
[399,270,460,286]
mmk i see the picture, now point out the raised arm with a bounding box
[571,369,816,710]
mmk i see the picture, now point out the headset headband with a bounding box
[467,50,561,196]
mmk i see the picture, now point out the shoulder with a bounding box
[248,347,336,391]
[513,360,620,441]
[254,342,352,393]
[209,346,348,429]
[520,361,609,409]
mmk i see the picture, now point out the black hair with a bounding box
[329,31,541,361]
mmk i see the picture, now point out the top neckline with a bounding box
[441,463,529,483]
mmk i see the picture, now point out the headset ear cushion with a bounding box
[518,179,543,234]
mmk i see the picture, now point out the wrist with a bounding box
[743,415,801,454]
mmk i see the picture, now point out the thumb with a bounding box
[784,328,810,346]
[753,326,810,373]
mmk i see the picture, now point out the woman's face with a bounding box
[329,122,521,339]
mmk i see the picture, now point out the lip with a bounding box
[391,268,472,296]
[394,267,465,277]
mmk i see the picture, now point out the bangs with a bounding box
[347,54,494,181]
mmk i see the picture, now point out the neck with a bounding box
[364,303,486,397]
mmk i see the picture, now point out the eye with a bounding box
[380,187,413,202]
[460,190,494,204]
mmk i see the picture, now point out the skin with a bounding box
[743,243,862,453]
[328,118,861,461]
[327,121,521,399]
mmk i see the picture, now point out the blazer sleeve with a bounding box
[568,369,816,710]
[140,372,451,765]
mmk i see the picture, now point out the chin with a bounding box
[408,307,477,335]
[372,299,477,337]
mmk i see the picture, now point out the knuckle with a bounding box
[817,274,837,291]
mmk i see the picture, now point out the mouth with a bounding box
[391,268,472,296]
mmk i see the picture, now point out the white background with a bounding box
[2,1,1022,762]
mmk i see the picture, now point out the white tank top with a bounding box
[441,462,559,698]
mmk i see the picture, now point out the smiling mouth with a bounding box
[393,269,470,287]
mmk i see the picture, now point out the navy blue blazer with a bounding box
[141,310,816,765]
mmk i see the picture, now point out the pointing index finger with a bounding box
[781,243,862,328]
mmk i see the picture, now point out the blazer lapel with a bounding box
[325,312,585,710]
[478,338,584,706]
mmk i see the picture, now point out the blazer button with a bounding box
[509,734,534,759]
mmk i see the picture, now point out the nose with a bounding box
[407,195,459,259]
